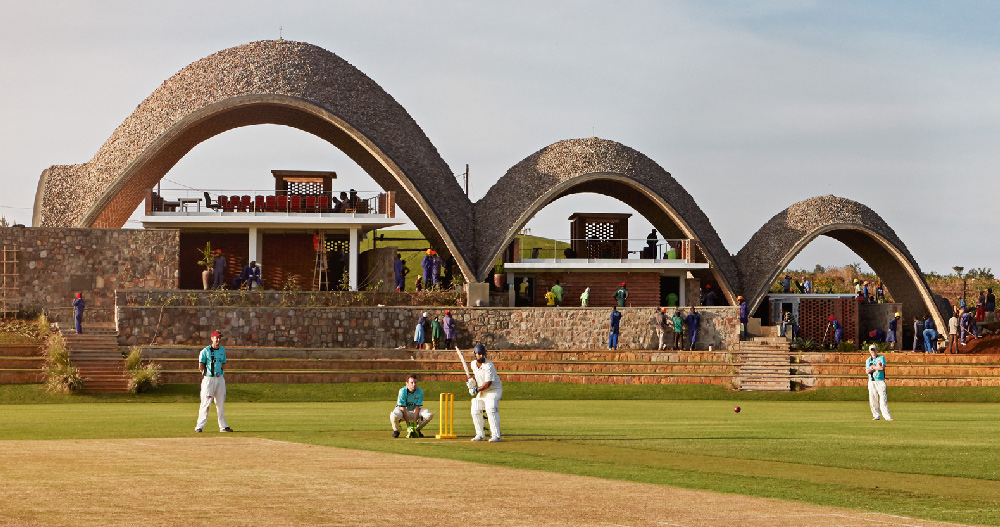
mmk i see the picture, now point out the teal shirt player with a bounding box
[397,386,424,410]
[199,345,226,377]
[866,355,886,382]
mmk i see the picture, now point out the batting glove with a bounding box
[466,377,478,396]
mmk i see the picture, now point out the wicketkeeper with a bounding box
[391,374,434,438]
[467,344,503,442]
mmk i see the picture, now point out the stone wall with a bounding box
[0,227,178,322]
[859,303,902,351]
[116,304,739,351]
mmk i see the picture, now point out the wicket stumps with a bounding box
[435,392,457,439]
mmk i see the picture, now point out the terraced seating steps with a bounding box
[62,324,129,393]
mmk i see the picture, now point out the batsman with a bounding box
[458,344,503,442]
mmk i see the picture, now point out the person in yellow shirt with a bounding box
[545,289,557,306]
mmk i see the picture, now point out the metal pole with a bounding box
[465,164,469,197]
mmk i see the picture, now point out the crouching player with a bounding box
[391,374,434,438]
[469,344,503,442]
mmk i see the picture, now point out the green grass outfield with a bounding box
[3,383,1000,525]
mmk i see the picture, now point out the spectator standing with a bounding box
[393,253,405,292]
[802,277,812,294]
[442,310,456,348]
[551,281,564,307]
[613,282,629,307]
[738,295,749,340]
[72,293,85,334]
[545,288,556,306]
[212,250,226,289]
[430,316,443,350]
[413,312,428,349]
[580,287,590,307]
[781,311,797,340]
[414,276,423,291]
[829,316,843,347]
[987,288,997,322]
[947,309,960,354]
[865,344,892,421]
[924,315,939,353]
[431,253,443,288]
[875,282,885,303]
[886,312,900,350]
[960,308,976,345]
[781,275,791,293]
[519,278,529,302]
[975,297,986,323]
[704,284,717,306]
[654,307,668,350]
[913,316,925,351]
[609,306,622,350]
[685,307,701,351]
[666,291,678,307]
[672,311,684,350]
[421,249,434,289]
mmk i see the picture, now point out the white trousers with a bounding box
[471,388,502,439]
[390,407,434,431]
[197,376,228,431]
[868,380,891,420]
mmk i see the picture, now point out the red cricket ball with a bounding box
[734,406,741,413]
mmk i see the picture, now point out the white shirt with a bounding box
[948,316,959,335]
[472,358,502,396]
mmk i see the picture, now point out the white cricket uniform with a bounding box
[471,358,503,439]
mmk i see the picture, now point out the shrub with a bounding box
[125,346,161,394]
[837,340,857,352]
[791,338,820,351]
[43,333,83,394]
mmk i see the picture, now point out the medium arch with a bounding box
[31,40,476,281]
[737,195,944,330]
[473,138,740,300]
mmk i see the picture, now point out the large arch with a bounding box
[31,40,477,281]
[737,195,945,330]
[473,138,740,301]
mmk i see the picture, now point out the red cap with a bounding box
[445,310,451,315]
[621,282,627,287]
[827,316,835,322]
[210,330,222,338]
[705,284,711,289]
[76,293,82,299]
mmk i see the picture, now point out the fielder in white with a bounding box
[390,374,434,438]
[195,330,234,433]
[469,344,503,442]
[865,344,892,421]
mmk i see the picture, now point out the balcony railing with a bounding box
[518,237,696,263]
[145,188,395,217]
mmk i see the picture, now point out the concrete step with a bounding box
[158,370,736,385]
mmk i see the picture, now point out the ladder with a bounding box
[1,245,17,318]
[313,231,329,290]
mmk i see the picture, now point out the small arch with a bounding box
[474,138,739,300]
[737,196,944,330]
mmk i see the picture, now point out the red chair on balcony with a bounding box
[229,195,241,212]
[276,195,288,212]
[305,195,316,212]
[253,195,264,212]
[318,195,329,212]
[265,195,276,212]
[290,195,302,212]
[217,195,229,211]
[241,195,252,212]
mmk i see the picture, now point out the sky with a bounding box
[1,1,998,276]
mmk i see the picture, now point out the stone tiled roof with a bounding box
[736,195,944,329]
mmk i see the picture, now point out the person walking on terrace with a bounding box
[685,307,701,350]
[609,306,622,350]
[613,282,629,307]
[72,293,85,334]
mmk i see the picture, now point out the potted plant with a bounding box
[196,242,213,290]
[493,260,506,290]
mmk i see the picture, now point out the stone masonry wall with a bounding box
[0,227,178,322]
[116,305,739,351]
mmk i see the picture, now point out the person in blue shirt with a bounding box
[391,374,434,438]
[827,316,844,347]
[195,330,234,433]
[72,293,85,334]
[886,312,899,350]
[738,296,749,340]
[865,344,892,421]
[685,307,701,350]
[923,315,938,353]
[608,306,622,349]
[393,253,405,292]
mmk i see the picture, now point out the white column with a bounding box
[349,227,359,291]
[248,227,263,289]
[507,271,515,307]
[678,273,686,307]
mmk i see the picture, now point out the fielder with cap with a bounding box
[195,330,234,433]
[468,344,503,442]
[865,344,892,421]
[391,374,434,438]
